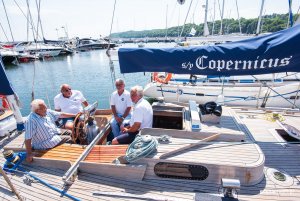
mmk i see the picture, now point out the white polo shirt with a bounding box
[110,90,132,115]
[130,98,153,129]
[54,90,86,114]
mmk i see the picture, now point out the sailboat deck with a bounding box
[1,107,300,200]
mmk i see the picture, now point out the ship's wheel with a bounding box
[72,113,88,145]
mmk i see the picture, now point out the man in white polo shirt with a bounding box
[109,79,132,138]
[54,84,88,129]
[112,85,153,145]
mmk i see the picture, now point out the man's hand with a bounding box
[26,153,33,163]
[115,116,123,124]
[121,127,129,133]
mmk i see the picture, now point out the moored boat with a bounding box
[277,120,300,140]
[75,38,117,51]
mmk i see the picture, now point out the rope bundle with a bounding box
[124,134,158,163]
[265,112,285,122]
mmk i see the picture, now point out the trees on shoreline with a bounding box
[111,13,298,38]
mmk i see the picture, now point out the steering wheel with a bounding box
[71,113,89,144]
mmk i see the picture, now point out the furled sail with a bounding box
[118,25,300,76]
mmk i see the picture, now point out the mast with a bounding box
[203,0,210,36]
[288,0,293,27]
[235,0,242,34]
[256,0,265,35]
[212,0,216,35]
[220,0,225,35]
[165,4,168,41]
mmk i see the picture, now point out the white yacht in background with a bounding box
[144,73,300,108]
[75,38,117,51]
[13,41,63,58]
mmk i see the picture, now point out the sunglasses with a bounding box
[63,88,72,92]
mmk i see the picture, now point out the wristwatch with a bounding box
[121,116,125,120]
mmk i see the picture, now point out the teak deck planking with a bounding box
[1,107,300,200]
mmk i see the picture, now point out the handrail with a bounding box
[62,123,110,184]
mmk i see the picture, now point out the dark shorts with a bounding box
[62,117,75,125]
[116,131,139,144]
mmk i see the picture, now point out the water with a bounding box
[4,43,174,115]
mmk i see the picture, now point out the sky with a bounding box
[0,0,299,41]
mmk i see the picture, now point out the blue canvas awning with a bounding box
[0,58,15,95]
[118,25,300,76]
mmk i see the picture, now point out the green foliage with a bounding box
[110,13,299,38]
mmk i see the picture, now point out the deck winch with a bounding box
[2,150,26,171]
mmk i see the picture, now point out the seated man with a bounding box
[109,79,132,138]
[112,86,153,145]
[25,99,78,162]
[54,84,88,129]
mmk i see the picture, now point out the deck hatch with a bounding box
[154,162,209,180]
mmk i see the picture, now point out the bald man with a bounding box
[54,84,88,129]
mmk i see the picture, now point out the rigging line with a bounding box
[35,0,45,40]
[26,0,37,41]
[13,0,37,41]
[107,0,117,49]
[179,0,194,38]
[192,0,199,25]
[31,62,36,102]
[106,0,117,88]
[278,72,300,81]
[296,3,300,17]
[168,0,177,27]
[34,0,41,42]
[0,21,9,41]
[1,0,14,42]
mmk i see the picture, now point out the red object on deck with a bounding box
[0,95,9,109]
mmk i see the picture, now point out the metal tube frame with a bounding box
[62,123,110,184]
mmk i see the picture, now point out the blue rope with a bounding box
[125,134,158,163]
[2,152,80,201]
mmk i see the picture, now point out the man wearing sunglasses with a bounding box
[54,84,88,129]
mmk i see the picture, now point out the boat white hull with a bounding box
[144,82,300,108]
[37,50,61,57]
[0,110,16,137]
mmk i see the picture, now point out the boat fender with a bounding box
[204,102,217,114]
[199,102,222,116]
[153,72,172,84]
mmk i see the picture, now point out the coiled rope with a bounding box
[124,134,158,163]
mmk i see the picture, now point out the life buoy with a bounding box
[153,72,172,84]
[0,95,9,109]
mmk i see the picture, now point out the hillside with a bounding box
[110,13,298,38]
